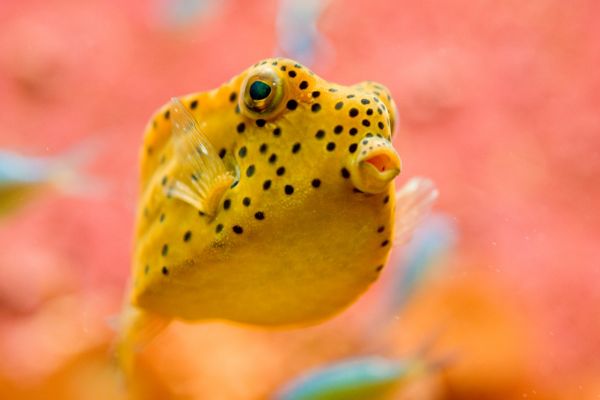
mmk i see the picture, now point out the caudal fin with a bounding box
[114,304,170,380]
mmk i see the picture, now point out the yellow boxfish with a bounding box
[118,58,437,373]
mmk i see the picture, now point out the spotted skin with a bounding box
[132,58,400,326]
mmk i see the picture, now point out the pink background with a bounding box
[0,0,598,398]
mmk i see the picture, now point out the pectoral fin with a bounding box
[394,177,439,245]
[166,97,235,217]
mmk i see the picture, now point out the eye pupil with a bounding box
[249,81,271,100]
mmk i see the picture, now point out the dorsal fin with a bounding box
[166,98,235,217]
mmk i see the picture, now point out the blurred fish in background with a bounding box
[275,356,432,400]
[275,0,333,68]
[0,145,100,218]
[155,0,225,29]
[383,214,456,314]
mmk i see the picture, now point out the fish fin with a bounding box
[114,304,170,379]
[394,177,439,246]
[166,97,235,217]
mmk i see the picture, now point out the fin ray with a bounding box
[167,98,234,216]
[394,177,439,245]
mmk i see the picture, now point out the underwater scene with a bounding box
[1,0,599,399]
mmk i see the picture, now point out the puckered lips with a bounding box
[350,137,402,194]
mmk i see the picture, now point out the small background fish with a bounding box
[0,145,99,217]
[275,0,333,68]
[274,356,427,400]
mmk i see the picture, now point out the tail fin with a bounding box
[114,303,170,380]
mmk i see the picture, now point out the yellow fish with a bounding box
[118,58,437,372]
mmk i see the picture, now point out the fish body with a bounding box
[274,356,426,400]
[120,58,436,371]
[132,58,405,326]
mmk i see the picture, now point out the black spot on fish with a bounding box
[284,185,294,195]
[255,211,265,220]
[183,231,192,242]
[286,100,298,110]
[237,123,245,133]
[162,244,168,256]
[233,225,244,234]
[311,179,321,188]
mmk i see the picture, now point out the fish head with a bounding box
[236,58,401,196]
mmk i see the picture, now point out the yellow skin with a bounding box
[131,58,402,327]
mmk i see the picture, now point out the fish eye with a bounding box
[241,68,284,115]
[249,81,271,100]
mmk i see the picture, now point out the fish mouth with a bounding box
[349,138,401,193]
[363,151,401,176]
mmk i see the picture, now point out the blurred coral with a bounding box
[1,0,599,398]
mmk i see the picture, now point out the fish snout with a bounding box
[349,136,401,193]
